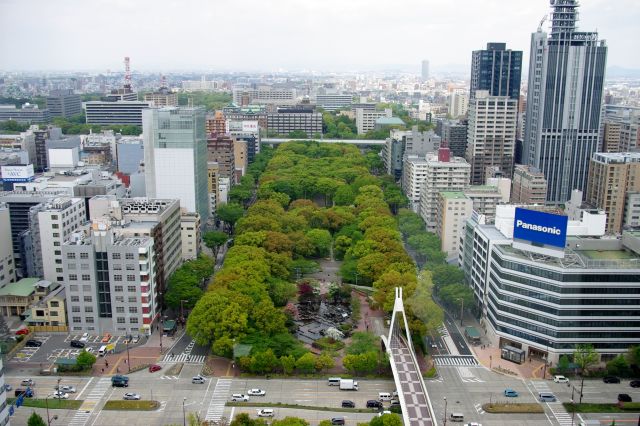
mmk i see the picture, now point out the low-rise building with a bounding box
[181,212,201,261]
[511,164,547,205]
[0,277,40,317]
[436,192,473,260]
[0,103,50,123]
[355,108,392,134]
[25,283,66,329]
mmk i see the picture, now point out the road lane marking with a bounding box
[76,377,93,400]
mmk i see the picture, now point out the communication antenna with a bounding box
[160,74,167,89]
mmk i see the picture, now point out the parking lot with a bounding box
[8,332,146,366]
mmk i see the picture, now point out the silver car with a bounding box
[123,393,141,400]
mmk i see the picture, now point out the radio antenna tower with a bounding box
[124,56,132,92]
[160,74,167,89]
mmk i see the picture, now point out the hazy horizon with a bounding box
[1,0,639,73]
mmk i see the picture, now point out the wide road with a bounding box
[6,366,395,426]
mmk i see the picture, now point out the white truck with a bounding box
[339,379,359,391]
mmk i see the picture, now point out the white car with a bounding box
[52,391,69,399]
[80,333,89,342]
[230,394,249,402]
[464,423,482,426]
[21,379,35,387]
[257,409,274,417]
[553,375,569,383]
[123,393,141,400]
[86,347,94,353]
[58,385,76,393]
[132,335,140,344]
[247,388,266,396]
[192,375,206,384]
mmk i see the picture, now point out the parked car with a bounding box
[25,340,42,347]
[132,335,140,344]
[70,340,85,348]
[367,400,382,409]
[86,347,94,353]
[79,333,89,342]
[15,388,33,398]
[618,394,632,402]
[390,399,400,406]
[52,391,69,399]
[504,389,519,397]
[123,393,141,400]
[111,375,129,387]
[101,333,112,343]
[604,376,621,384]
[341,400,355,408]
[331,417,346,425]
[58,385,76,393]
[21,379,35,387]
[192,375,206,384]
[230,394,249,402]
[553,375,569,383]
[630,380,640,388]
[464,423,483,426]
[148,364,162,373]
[15,328,29,335]
[257,409,274,417]
[247,388,266,396]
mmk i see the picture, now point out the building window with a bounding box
[85,306,93,313]
[70,285,79,292]
[112,253,121,260]
[114,275,122,281]
[126,264,135,271]
[69,274,78,281]
[67,253,76,259]
[71,296,79,302]
[82,274,91,281]
[128,296,136,303]
[129,317,138,324]
[83,285,91,292]
[50,301,59,307]
[127,275,136,282]
[125,253,134,260]
[80,253,89,259]
[72,316,81,323]
[116,307,124,313]
[86,317,94,323]
[72,306,80,312]
[114,285,123,292]
[128,307,138,314]
[115,296,124,302]
[127,286,136,292]
[84,296,92,302]
[117,317,125,324]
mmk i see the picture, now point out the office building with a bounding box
[46,135,81,169]
[316,94,353,111]
[406,148,470,229]
[448,92,469,118]
[206,111,227,135]
[143,87,178,107]
[438,119,468,158]
[182,77,222,92]
[466,91,517,184]
[88,196,182,297]
[207,162,219,215]
[602,121,622,153]
[29,197,86,283]
[436,192,473,259]
[207,133,236,180]
[0,204,15,288]
[459,204,639,364]
[381,127,441,181]
[226,121,260,163]
[421,60,430,81]
[355,108,392,135]
[0,103,50,124]
[181,212,201,261]
[600,106,640,153]
[85,101,151,126]
[224,106,268,131]
[463,185,504,222]
[586,152,640,235]
[63,222,158,336]
[47,89,82,118]
[624,193,640,230]
[232,87,297,106]
[470,42,522,101]
[143,107,209,222]
[267,107,322,136]
[234,139,248,180]
[116,138,144,175]
[523,0,607,203]
[511,164,548,205]
[0,128,36,165]
[32,125,62,172]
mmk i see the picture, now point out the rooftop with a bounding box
[0,278,40,297]
[375,117,405,126]
[440,191,467,199]
[593,152,640,164]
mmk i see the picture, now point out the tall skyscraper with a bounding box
[143,107,209,222]
[421,60,429,81]
[470,43,522,100]
[523,0,607,203]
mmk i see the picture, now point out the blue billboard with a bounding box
[513,208,568,248]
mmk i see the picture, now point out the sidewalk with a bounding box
[461,315,548,379]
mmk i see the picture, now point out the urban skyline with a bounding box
[0,0,639,72]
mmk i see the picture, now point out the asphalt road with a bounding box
[440,313,473,356]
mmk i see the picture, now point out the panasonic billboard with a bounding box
[513,208,568,248]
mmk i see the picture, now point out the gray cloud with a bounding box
[0,0,638,72]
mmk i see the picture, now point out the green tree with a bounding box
[28,412,47,426]
[272,417,310,426]
[316,353,335,372]
[607,355,631,377]
[280,354,296,375]
[230,413,267,426]
[217,203,245,234]
[334,185,356,206]
[574,344,599,403]
[295,352,317,374]
[251,349,279,374]
[203,230,228,259]
[306,229,333,258]
[318,421,333,426]
[627,345,640,366]
[557,355,571,374]
[347,332,379,355]
[370,413,403,426]
[76,349,97,370]
[430,264,465,291]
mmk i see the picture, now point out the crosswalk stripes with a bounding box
[474,403,485,415]
[158,401,167,412]
[460,376,484,383]
[161,353,206,364]
[433,355,479,366]
[547,402,573,426]
[160,375,179,380]
[68,377,111,426]
[438,325,450,338]
[205,379,232,422]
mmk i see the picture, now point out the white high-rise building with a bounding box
[448,92,469,118]
[143,107,209,223]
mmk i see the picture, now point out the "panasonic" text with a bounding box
[515,220,562,235]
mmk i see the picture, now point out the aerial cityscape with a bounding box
[1,1,640,426]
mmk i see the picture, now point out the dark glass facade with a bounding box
[470,43,522,101]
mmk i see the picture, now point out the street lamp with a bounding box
[45,394,59,426]
[443,396,448,426]
[542,341,550,380]
[458,298,464,326]
[570,399,575,426]
[182,397,187,426]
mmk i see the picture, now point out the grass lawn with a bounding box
[227,401,376,413]
[564,402,640,413]
[103,400,160,410]
[483,403,544,413]
[6,398,83,410]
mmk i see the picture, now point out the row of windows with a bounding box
[112,253,136,260]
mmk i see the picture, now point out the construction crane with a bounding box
[538,15,547,31]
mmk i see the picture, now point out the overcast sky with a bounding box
[1,0,638,73]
